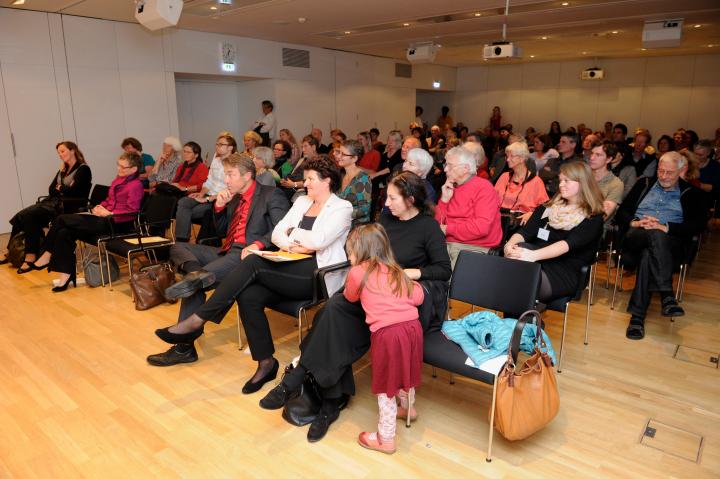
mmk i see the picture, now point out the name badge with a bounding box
[537,227,550,241]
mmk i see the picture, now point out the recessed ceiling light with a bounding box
[297,17,307,24]
[210,6,218,10]
[474,12,482,17]
[561,2,569,5]
[541,36,548,40]
[530,55,535,58]
[12,0,25,5]
[694,24,701,28]
[582,51,587,54]
[641,48,647,51]
[344,31,351,34]
[611,30,618,34]
[402,23,410,27]
[708,44,716,48]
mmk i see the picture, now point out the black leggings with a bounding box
[9,203,55,257]
[195,254,318,361]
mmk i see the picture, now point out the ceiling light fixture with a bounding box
[708,44,715,48]
[611,30,618,34]
[12,0,25,4]
[530,55,535,58]
[210,6,218,10]
[561,2,569,5]
[541,36,548,40]
[641,48,647,51]
[402,23,410,27]
[474,12,482,17]
[433,81,441,89]
[582,51,587,54]
[344,31,351,34]
[297,17,307,24]
[693,24,701,28]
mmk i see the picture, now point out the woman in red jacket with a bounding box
[170,142,208,194]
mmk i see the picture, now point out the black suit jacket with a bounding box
[213,183,290,249]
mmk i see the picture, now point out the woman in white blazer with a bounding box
[155,156,352,394]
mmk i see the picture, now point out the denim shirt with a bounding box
[635,181,683,225]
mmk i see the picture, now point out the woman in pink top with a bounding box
[494,141,549,228]
[344,223,424,454]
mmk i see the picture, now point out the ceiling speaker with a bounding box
[135,0,183,31]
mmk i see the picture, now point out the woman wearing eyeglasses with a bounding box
[175,133,237,242]
[28,152,144,292]
[336,140,372,226]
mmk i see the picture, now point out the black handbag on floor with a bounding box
[281,366,322,427]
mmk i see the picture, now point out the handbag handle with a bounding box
[506,310,546,366]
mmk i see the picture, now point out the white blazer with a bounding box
[272,193,353,295]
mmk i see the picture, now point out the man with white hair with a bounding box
[435,146,503,267]
[615,152,707,340]
[403,147,437,203]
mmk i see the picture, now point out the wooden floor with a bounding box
[0,233,718,479]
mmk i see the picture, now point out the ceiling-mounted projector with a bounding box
[135,0,183,31]
[642,19,683,48]
[483,42,522,59]
[581,67,605,80]
[406,42,438,63]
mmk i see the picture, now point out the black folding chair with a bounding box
[422,250,541,462]
[101,193,178,289]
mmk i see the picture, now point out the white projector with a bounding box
[581,68,604,80]
[135,0,183,31]
[642,19,683,48]
[406,43,438,63]
[483,42,521,60]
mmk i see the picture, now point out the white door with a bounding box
[0,64,24,234]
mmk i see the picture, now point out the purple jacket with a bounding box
[101,174,144,223]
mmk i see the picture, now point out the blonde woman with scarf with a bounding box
[504,161,604,303]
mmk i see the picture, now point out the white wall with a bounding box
[454,55,720,139]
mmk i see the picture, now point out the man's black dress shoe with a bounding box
[147,344,198,366]
[242,358,279,394]
[259,382,297,410]
[307,407,340,443]
[165,270,216,300]
[155,325,204,344]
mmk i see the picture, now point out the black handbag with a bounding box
[281,365,322,427]
[7,232,25,268]
[154,182,186,198]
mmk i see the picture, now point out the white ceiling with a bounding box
[4,0,720,65]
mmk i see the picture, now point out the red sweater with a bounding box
[435,175,503,248]
[343,263,424,333]
[173,161,209,191]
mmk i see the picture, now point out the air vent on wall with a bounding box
[395,63,412,78]
[282,48,310,68]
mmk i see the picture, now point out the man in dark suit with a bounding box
[615,152,706,341]
[147,153,289,366]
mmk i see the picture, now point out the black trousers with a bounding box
[194,254,317,361]
[624,227,681,319]
[9,203,56,256]
[42,214,118,274]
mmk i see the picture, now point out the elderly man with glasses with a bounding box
[435,146,503,268]
[615,152,706,340]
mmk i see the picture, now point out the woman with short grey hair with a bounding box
[149,136,182,186]
[403,148,437,203]
[252,146,278,187]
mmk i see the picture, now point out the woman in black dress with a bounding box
[2,141,91,273]
[503,161,604,303]
[259,171,451,443]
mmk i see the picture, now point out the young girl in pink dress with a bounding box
[344,223,424,454]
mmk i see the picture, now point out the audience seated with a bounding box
[2,141,92,273]
[122,137,154,187]
[279,135,318,201]
[272,139,293,179]
[612,123,628,144]
[242,131,263,155]
[31,152,144,292]
[615,152,707,340]
[426,125,445,156]
[153,156,352,396]
[148,137,182,187]
[356,131,381,173]
[175,135,237,242]
[336,140,372,226]
[168,141,209,194]
[629,129,657,178]
[610,142,638,199]
[504,161,604,303]
[436,146,502,267]
[278,129,301,164]
[312,128,330,154]
[147,153,289,366]
[539,132,582,196]
[462,141,489,180]
[494,141,548,229]
[694,139,720,196]
[259,171,450,442]
[402,148,437,203]
[530,134,559,172]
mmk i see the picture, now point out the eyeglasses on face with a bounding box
[216,142,230,147]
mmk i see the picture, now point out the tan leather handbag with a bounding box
[491,310,559,441]
[130,263,177,311]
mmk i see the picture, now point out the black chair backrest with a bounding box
[88,184,109,207]
[450,250,541,318]
[142,193,178,226]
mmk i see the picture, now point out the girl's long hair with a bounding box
[345,223,414,298]
[545,161,604,216]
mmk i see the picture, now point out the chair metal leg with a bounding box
[605,240,613,290]
[585,279,591,346]
[235,303,243,350]
[589,263,596,306]
[297,308,306,345]
[611,255,622,310]
[449,373,455,385]
[486,378,498,462]
[557,302,569,373]
[432,366,437,378]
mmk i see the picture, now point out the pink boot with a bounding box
[358,431,396,454]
